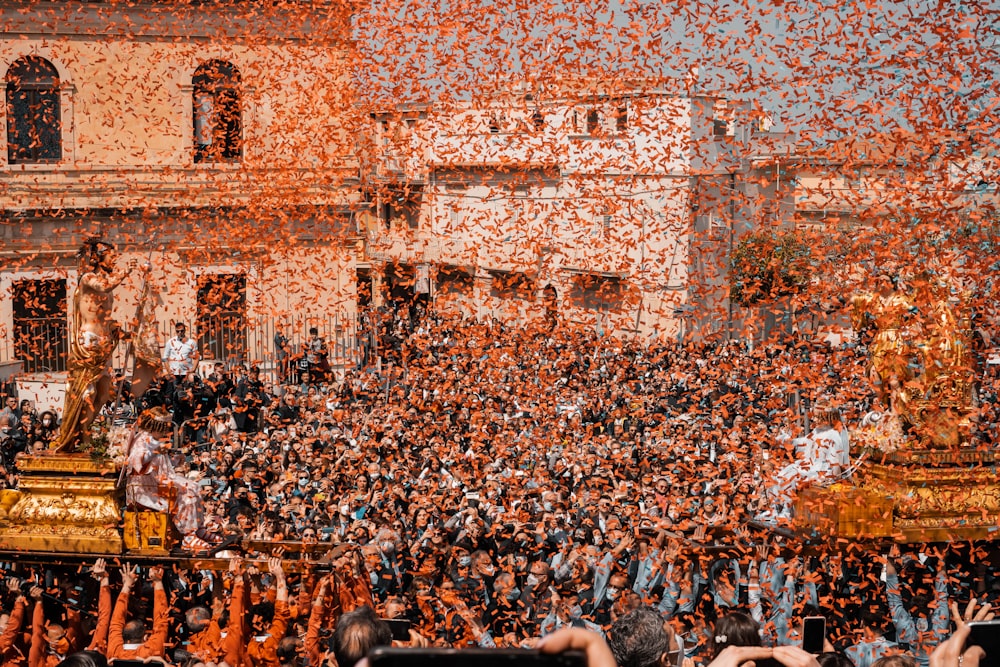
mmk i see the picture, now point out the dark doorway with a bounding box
[385,263,429,322]
[356,268,373,308]
[196,273,246,363]
[12,279,67,372]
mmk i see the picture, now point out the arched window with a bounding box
[6,56,62,163]
[193,60,241,162]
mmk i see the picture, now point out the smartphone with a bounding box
[801,616,826,654]
[967,620,1000,667]
[368,647,587,667]
[381,618,411,642]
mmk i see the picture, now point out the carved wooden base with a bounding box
[795,448,1000,543]
[857,451,1000,542]
[794,482,895,540]
[0,454,123,555]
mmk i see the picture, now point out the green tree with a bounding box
[730,230,811,307]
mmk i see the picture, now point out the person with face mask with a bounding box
[467,551,498,606]
[518,560,555,636]
[593,530,636,608]
[107,565,168,661]
[540,582,603,637]
[486,572,524,640]
[27,587,76,667]
[593,572,629,628]
[371,530,408,602]
[35,412,58,445]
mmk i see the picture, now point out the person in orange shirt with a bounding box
[244,557,289,667]
[304,575,332,667]
[183,606,221,663]
[107,565,168,661]
[220,558,249,667]
[84,559,111,654]
[28,584,80,667]
[185,558,247,664]
[1,579,30,667]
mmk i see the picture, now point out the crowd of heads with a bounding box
[2,311,1000,667]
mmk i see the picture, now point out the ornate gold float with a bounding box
[796,275,999,543]
[0,454,123,554]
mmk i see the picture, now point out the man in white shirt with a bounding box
[163,322,198,383]
[762,397,850,522]
[778,397,850,487]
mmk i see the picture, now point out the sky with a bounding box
[354,0,1000,147]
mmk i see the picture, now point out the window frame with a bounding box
[192,59,243,164]
[5,56,63,165]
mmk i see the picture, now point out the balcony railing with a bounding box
[1,312,370,382]
[9,317,69,374]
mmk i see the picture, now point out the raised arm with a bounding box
[223,558,247,667]
[86,559,112,653]
[27,586,45,667]
[883,546,917,647]
[930,552,952,644]
[0,579,27,654]
[267,556,290,645]
[305,576,330,667]
[146,566,169,657]
[108,564,138,659]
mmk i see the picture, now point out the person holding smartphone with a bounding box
[928,600,995,667]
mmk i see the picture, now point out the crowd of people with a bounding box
[1,311,999,667]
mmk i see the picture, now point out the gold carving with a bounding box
[0,454,123,554]
[793,278,998,543]
[16,453,118,475]
[852,273,978,450]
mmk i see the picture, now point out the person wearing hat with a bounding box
[127,406,219,551]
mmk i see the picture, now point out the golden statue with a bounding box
[852,272,978,449]
[850,274,917,411]
[51,239,134,452]
[908,274,978,448]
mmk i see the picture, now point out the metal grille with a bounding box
[1,313,370,383]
